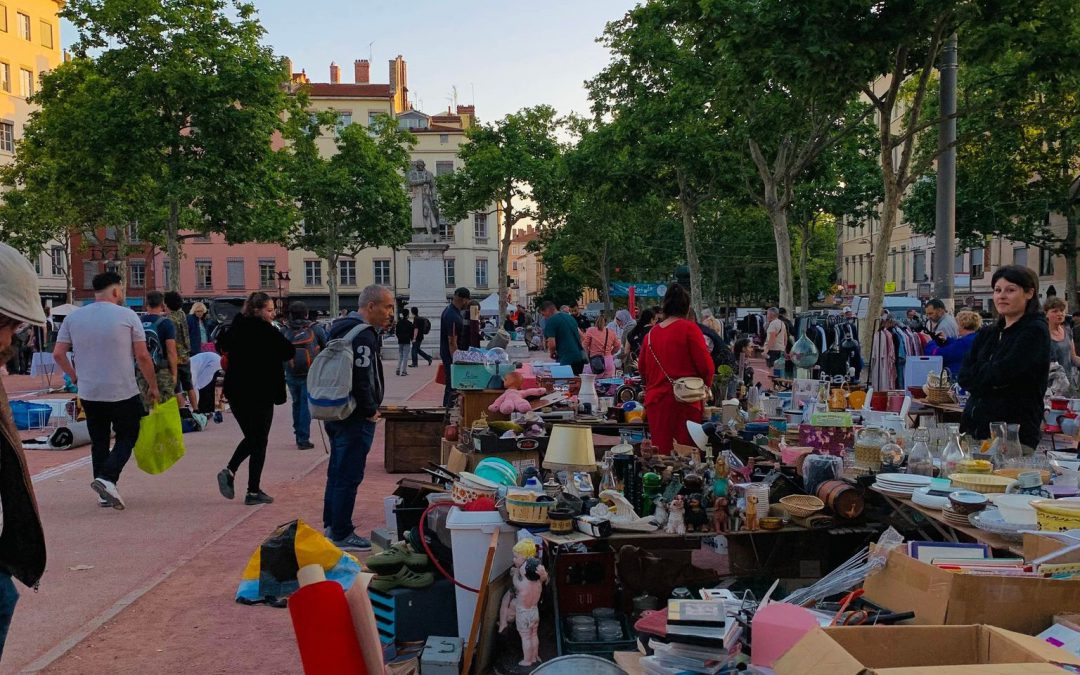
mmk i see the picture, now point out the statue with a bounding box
[665,495,686,535]
[406,160,441,238]
[712,496,729,533]
[499,539,549,668]
[685,493,709,532]
[744,494,760,531]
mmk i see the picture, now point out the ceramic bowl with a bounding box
[759,517,784,530]
[988,494,1040,525]
[948,490,989,515]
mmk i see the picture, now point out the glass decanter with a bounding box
[1001,423,1023,464]
[940,424,968,478]
[906,429,935,477]
[598,451,617,494]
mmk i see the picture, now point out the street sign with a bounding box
[609,282,668,298]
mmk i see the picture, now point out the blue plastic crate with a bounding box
[10,401,52,430]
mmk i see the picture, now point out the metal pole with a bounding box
[933,33,958,311]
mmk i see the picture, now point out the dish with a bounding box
[948,491,989,515]
[458,471,501,490]
[911,486,949,510]
[988,494,1040,525]
[876,473,933,487]
[760,517,784,530]
[969,507,1027,542]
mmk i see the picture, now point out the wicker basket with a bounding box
[780,495,825,518]
[1032,500,1080,532]
[506,496,552,525]
[924,385,955,405]
[994,467,1052,483]
[854,444,883,471]
[948,473,1016,494]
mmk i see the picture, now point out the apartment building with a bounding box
[509,224,545,308]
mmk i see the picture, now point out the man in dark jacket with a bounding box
[323,285,394,551]
[0,243,47,662]
[281,301,326,449]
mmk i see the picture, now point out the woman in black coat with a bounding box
[215,292,294,505]
[958,265,1050,451]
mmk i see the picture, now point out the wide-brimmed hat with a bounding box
[0,243,47,326]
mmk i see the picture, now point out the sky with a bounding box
[66,0,638,122]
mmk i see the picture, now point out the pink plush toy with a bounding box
[489,388,548,414]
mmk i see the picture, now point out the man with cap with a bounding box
[54,271,160,510]
[441,287,470,407]
[0,243,47,662]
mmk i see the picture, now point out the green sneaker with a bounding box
[369,566,435,593]
[365,542,430,575]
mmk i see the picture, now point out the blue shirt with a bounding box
[543,311,585,366]
[928,332,977,377]
[440,303,465,363]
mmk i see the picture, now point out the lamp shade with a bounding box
[543,425,597,471]
[687,421,711,452]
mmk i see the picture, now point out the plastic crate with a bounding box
[10,401,52,430]
[562,614,636,660]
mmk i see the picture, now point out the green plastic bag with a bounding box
[134,398,186,474]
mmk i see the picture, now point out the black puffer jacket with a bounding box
[958,312,1050,449]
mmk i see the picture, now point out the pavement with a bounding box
[4,354,443,674]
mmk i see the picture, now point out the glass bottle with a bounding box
[1001,423,1023,464]
[940,424,968,478]
[907,429,935,476]
[598,451,617,494]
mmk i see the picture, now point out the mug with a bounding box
[1015,471,1043,489]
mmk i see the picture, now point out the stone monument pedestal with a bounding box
[405,238,450,351]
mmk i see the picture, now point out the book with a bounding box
[908,541,990,563]
[931,557,1025,566]
[667,599,726,627]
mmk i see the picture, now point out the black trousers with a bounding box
[411,339,433,367]
[227,399,274,493]
[82,395,145,484]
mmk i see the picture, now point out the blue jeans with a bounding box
[0,573,17,662]
[397,343,411,374]
[286,374,311,444]
[323,417,375,541]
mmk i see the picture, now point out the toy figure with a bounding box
[665,495,686,535]
[685,493,709,531]
[712,457,730,499]
[653,496,669,528]
[726,497,741,532]
[498,539,549,667]
[712,496,729,533]
[744,494,759,531]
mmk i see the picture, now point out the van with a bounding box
[853,295,922,321]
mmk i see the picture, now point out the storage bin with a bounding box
[445,507,517,638]
[451,363,515,391]
[562,614,635,660]
[10,401,52,430]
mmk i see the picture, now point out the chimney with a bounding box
[329,62,340,84]
[354,59,370,84]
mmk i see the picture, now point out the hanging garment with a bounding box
[871,328,897,392]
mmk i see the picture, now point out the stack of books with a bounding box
[907,541,1038,577]
[638,599,743,674]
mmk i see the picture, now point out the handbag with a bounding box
[648,337,708,403]
[589,329,610,374]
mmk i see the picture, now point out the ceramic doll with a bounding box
[498,539,549,667]
[665,495,686,535]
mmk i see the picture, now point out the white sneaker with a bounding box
[91,478,126,510]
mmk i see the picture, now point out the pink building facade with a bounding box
[157,235,291,301]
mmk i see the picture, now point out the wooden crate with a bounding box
[458,389,507,428]
[382,408,445,473]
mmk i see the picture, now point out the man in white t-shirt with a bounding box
[54,272,159,510]
[763,307,787,368]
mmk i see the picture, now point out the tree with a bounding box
[5,0,296,290]
[438,106,563,320]
[285,112,414,316]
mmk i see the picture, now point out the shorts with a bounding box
[515,605,540,630]
[176,362,194,393]
[138,369,176,409]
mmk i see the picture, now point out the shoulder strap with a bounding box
[341,323,369,344]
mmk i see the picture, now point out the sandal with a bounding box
[369,566,435,593]
[365,542,430,575]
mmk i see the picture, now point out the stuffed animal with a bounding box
[685,493,709,532]
[488,387,548,414]
[665,495,686,535]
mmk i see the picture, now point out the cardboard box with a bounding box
[775,624,1080,675]
[1024,532,1080,564]
[863,548,1080,634]
[444,446,540,476]
[471,431,549,455]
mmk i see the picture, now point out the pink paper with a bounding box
[751,602,820,667]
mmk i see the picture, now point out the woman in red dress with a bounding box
[639,285,715,454]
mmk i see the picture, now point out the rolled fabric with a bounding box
[288,564,367,675]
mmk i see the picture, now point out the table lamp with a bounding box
[687,420,718,461]
[544,425,597,497]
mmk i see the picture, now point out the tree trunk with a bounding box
[63,232,73,304]
[327,251,339,318]
[599,241,612,312]
[799,219,811,311]
[766,204,795,311]
[835,218,845,292]
[1066,208,1079,306]
[676,168,704,317]
[862,187,902,357]
[498,195,514,321]
[167,200,180,292]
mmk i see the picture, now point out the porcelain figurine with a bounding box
[726,496,741,532]
[744,494,759,531]
[653,496,670,528]
[665,495,686,535]
[685,493,709,532]
[498,539,549,667]
[712,496,729,533]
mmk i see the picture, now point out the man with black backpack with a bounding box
[280,301,326,450]
[409,306,433,368]
[137,291,178,411]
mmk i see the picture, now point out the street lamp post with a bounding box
[276,270,291,316]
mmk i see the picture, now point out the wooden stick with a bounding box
[462,529,500,675]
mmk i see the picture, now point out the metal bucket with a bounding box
[531,655,628,674]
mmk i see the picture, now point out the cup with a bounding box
[1016,471,1043,489]
[598,397,613,414]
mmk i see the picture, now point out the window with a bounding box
[129,260,145,288]
[195,260,212,290]
[971,247,985,279]
[954,251,966,274]
[259,260,276,289]
[439,133,449,144]
[128,223,141,243]
[339,258,356,286]
[39,20,51,48]
[226,259,245,288]
[473,212,488,244]
[335,112,352,134]
[1040,248,1055,277]
[16,12,27,40]
[19,68,32,97]
[912,250,926,282]
[0,122,12,153]
[82,261,96,289]
[438,221,455,242]
[162,263,169,289]
[32,254,40,275]
[0,5,7,32]
[512,260,518,271]
[444,258,455,287]
[475,258,488,288]
[1013,246,1028,268]
[0,63,9,93]
[304,260,322,286]
[50,246,64,276]
[435,160,454,176]
[373,259,390,286]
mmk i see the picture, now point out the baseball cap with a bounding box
[0,243,47,326]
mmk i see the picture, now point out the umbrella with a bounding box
[49,303,81,316]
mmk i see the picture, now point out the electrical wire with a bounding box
[417,501,481,594]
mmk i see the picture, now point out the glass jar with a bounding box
[855,426,890,471]
[940,424,968,478]
[907,429,935,476]
[880,441,905,472]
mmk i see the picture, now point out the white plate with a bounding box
[875,473,933,487]
[911,486,949,510]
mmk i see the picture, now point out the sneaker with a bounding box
[427,358,433,366]
[91,478,125,510]
[296,441,315,450]
[213,411,223,423]
[331,532,372,552]
[217,469,235,500]
[98,498,110,508]
[365,542,430,575]
[245,491,274,505]
[369,566,435,593]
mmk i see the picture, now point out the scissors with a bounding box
[830,589,871,626]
